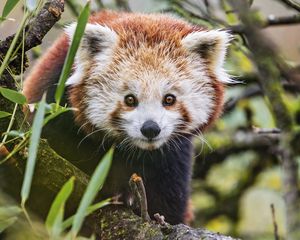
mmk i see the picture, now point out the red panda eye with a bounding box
[163,94,176,106]
[124,94,138,107]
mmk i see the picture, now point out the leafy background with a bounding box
[0,0,300,239]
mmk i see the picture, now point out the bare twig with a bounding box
[229,14,300,34]
[0,0,64,66]
[270,204,280,240]
[252,126,282,134]
[25,0,64,51]
[129,173,151,222]
[154,213,166,226]
[278,0,300,12]
[267,14,300,26]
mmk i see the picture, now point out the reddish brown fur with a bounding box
[23,36,69,103]
[23,10,226,225]
[199,72,224,132]
[109,101,124,132]
[178,101,192,125]
[24,10,224,131]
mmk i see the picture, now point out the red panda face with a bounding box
[65,21,231,150]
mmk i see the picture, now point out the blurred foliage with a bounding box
[0,0,300,239]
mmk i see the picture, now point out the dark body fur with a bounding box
[44,111,193,225]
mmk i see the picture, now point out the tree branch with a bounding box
[278,0,300,12]
[0,0,65,55]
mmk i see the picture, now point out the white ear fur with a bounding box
[65,23,118,85]
[182,30,231,70]
[64,23,118,45]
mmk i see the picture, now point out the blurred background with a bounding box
[1,1,300,239]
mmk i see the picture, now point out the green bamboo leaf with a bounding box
[71,148,113,237]
[55,1,90,105]
[0,217,18,232]
[44,105,72,125]
[1,0,20,19]
[46,177,75,237]
[21,95,46,205]
[0,12,29,77]
[0,206,22,233]
[0,111,11,119]
[0,87,26,105]
[6,130,25,138]
[0,206,22,221]
[62,198,111,230]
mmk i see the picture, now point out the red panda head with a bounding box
[65,13,231,150]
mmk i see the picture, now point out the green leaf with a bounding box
[55,1,90,105]
[46,177,75,237]
[0,12,29,77]
[1,0,20,19]
[62,198,111,230]
[26,0,38,12]
[0,206,22,221]
[71,148,113,237]
[0,87,26,105]
[44,105,72,125]
[0,206,22,233]
[21,95,46,205]
[0,217,18,232]
[0,111,11,119]
[6,130,25,138]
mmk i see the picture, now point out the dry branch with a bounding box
[0,0,64,56]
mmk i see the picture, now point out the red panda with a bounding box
[23,11,231,224]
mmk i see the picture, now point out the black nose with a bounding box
[140,120,161,139]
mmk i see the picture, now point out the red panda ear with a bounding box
[182,30,231,74]
[65,23,118,52]
[64,23,118,85]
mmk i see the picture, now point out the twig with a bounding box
[270,204,280,240]
[229,14,300,34]
[24,0,64,51]
[172,0,225,27]
[0,0,64,54]
[267,14,300,26]
[278,0,300,12]
[224,84,261,113]
[194,130,280,179]
[154,213,166,226]
[129,173,151,222]
[252,126,282,134]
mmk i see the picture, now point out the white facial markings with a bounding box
[179,55,215,130]
[65,23,119,86]
[123,100,181,149]
[82,47,218,150]
[182,30,233,84]
[67,27,230,150]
